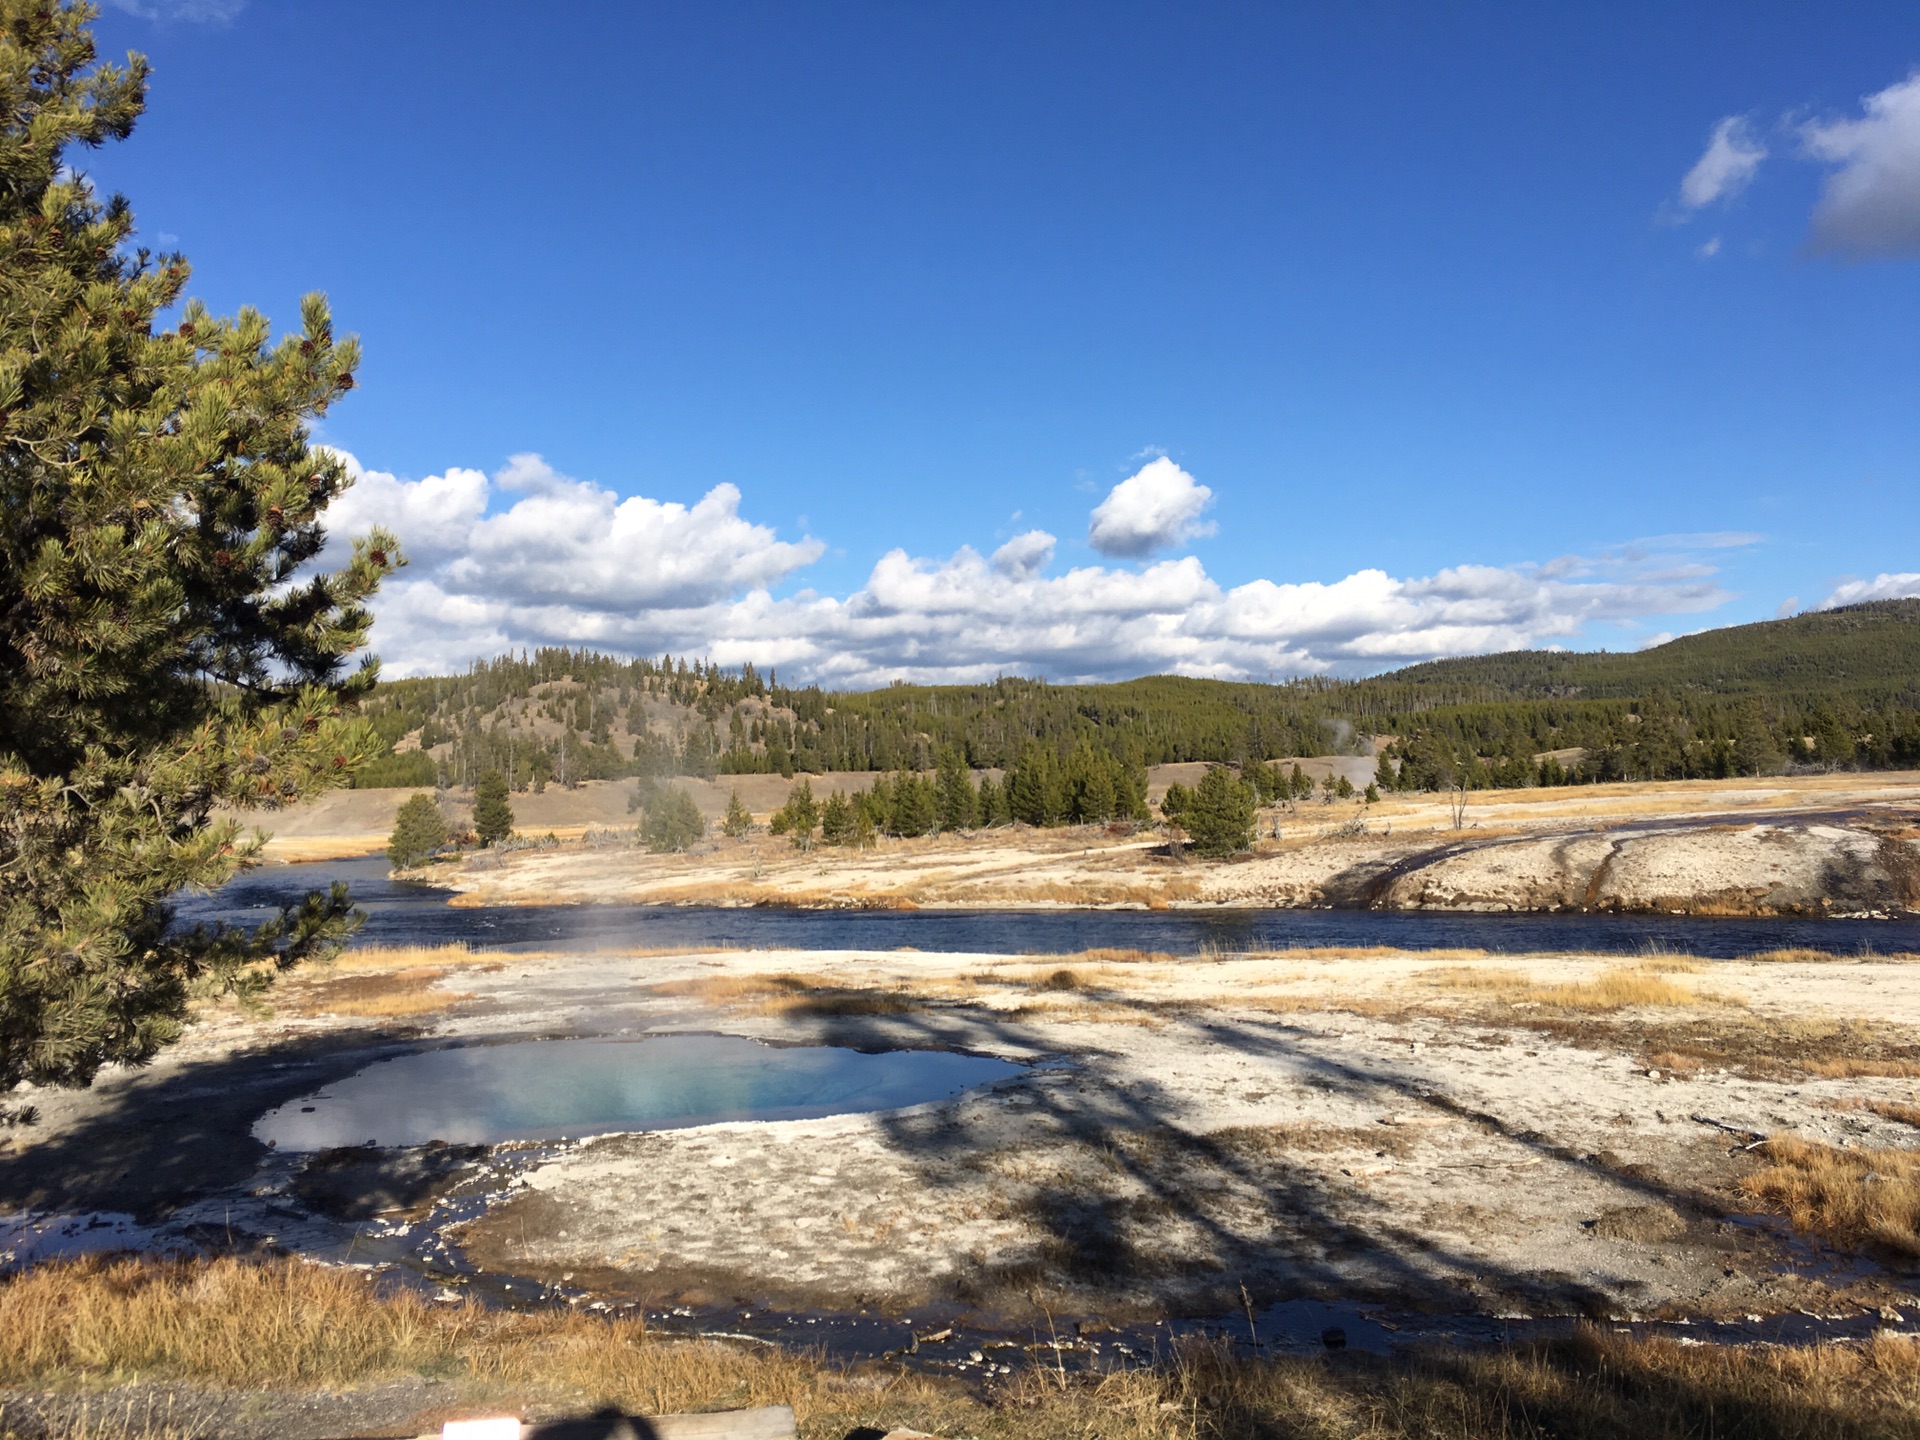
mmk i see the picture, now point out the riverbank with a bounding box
[391,771,1920,919]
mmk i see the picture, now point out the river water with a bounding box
[180,855,1920,958]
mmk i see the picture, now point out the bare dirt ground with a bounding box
[443,945,1920,1329]
[388,770,1920,919]
[8,940,1920,1350]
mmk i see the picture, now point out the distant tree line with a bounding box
[349,602,1920,797]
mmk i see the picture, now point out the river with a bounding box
[180,856,1920,958]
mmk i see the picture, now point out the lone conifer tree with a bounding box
[472,771,514,846]
[721,789,751,837]
[1184,766,1257,858]
[387,795,448,870]
[0,3,400,1092]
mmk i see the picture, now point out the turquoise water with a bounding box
[254,1034,1023,1150]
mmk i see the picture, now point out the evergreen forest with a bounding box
[352,600,1920,796]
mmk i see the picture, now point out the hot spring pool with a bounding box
[254,1034,1024,1150]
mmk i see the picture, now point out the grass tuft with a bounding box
[1422,962,1730,1012]
[1740,1135,1920,1257]
[285,966,477,1019]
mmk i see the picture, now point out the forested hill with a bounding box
[1378,600,1920,705]
[352,600,1920,790]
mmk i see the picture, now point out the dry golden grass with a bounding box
[1832,1098,1920,1129]
[0,1255,816,1407]
[649,972,918,1018]
[7,1257,1920,1440]
[997,946,1178,965]
[650,972,830,1001]
[256,835,388,862]
[1635,952,1706,974]
[1740,1135,1920,1258]
[1803,1058,1920,1080]
[1745,947,1920,965]
[284,965,477,1019]
[1422,961,1732,1012]
[985,878,1201,906]
[326,943,506,972]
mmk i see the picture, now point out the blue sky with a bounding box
[88,1,1920,682]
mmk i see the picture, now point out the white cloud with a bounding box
[322,452,822,613]
[1086,458,1216,558]
[321,450,488,564]
[1818,572,1920,609]
[1678,116,1768,210]
[1697,235,1722,258]
[106,0,245,20]
[989,529,1057,579]
[1801,72,1920,258]
[320,450,1748,684]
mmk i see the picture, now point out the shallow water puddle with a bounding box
[254,1034,1023,1150]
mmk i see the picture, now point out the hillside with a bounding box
[1380,600,1920,704]
[352,600,1920,791]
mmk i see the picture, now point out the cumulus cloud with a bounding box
[990,529,1057,579]
[1678,116,1768,210]
[322,451,1746,685]
[1086,458,1216,558]
[322,451,823,613]
[1801,72,1920,258]
[1818,572,1920,609]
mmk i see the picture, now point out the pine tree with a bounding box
[1375,749,1400,792]
[473,770,514,845]
[888,766,936,836]
[1008,745,1056,826]
[1184,765,1258,858]
[1064,740,1115,824]
[387,794,448,870]
[935,744,976,831]
[819,789,853,844]
[975,774,1008,827]
[721,789,751,837]
[778,777,818,848]
[0,4,400,1093]
[644,788,705,852]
